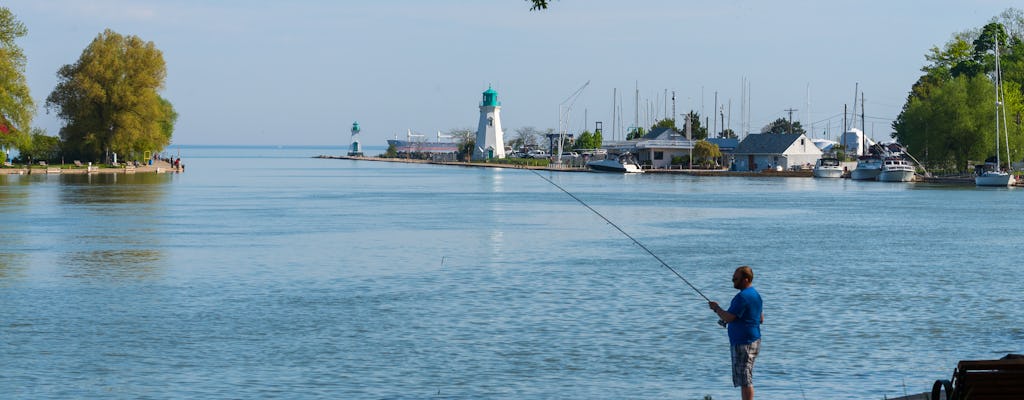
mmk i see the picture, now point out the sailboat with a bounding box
[976,37,1016,187]
[848,88,883,181]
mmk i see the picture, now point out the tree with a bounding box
[651,118,677,131]
[761,118,806,135]
[681,111,709,140]
[446,127,475,161]
[0,7,34,153]
[17,128,61,164]
[692,140,722,168]
[894,13,1024,171]
[511,126,541,150]
[528,0,550,10]
[46,29,173,162]
[573,129,603,150]
[894,74,1012,171]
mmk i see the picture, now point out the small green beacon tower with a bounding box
[348,121,363,156]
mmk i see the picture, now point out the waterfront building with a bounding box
[474,86,506,160]
[732,133,822,171]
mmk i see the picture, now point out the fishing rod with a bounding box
[530,170,726,326]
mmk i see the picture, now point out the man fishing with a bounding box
[709,266,763,400]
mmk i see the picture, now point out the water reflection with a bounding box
[55,173,174,281]
[0,253,27,281]
[63,249,163,280]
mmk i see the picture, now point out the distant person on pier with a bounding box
[709,265,763,400]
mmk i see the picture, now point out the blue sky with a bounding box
[6,0,1022,147]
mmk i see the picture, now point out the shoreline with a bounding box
[0,160,183,175]
[317,155,991,184]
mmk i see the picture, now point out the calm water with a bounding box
[2,146,1022,399]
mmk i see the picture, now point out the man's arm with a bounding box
[708,302,738,323]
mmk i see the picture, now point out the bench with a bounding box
[933,356,1024,399]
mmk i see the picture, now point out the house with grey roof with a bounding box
[632,127,689,168]
[731,133,822,171]
[630,127,736,169]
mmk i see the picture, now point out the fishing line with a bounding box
[529,169,714,303]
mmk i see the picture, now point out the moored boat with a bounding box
[812,157,843,178]
[850,155,882,181]
[387,130,458,153]
[877,157,916,182]
[976,36,1015,187]
[586,153,643,173]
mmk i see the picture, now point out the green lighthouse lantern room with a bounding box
[481,86,501,107]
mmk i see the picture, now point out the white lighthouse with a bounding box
[473,86,506,160]
[348,121,363,156]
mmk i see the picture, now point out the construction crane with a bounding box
[556,80,590,165]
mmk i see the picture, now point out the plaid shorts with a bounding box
[730,339,761,387]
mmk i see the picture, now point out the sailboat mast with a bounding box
[612,88,617,141]
[997,38,1012,171]
[861,91,866,155]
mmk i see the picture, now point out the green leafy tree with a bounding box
[45,29,173,162]
[692,140,722,168]
[651,118,677,131]
[528,0,551,10]
[894,74,1011,171]
[894,14,1024,171]
[626,126,645,140]
[761,118,806,135]
[0,7,34,152]
[383,143,398,158]
[15,128,60,164]
[681,111,708,140]
[573,129,603,149]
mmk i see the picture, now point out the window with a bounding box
[654,151,664,160]
[488,117,493,126]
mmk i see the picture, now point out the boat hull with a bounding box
[975,172,1015,187]
[812,167,843,178]
[386,139,458,153]
[586,160,643,173]
[877,170,915,182]
[850,168,881,181]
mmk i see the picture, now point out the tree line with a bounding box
[893,10,1024,172]
[0,7,174,165]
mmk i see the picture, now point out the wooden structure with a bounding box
[932,357,1024,399]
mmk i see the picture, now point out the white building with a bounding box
[732,133,822,171]
[474,86,506,160]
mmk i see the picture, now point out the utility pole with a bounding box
[784,108,799,134]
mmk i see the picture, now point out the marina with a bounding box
[3,145,1022,399]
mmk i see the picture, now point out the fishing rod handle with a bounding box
[717,319,727,328]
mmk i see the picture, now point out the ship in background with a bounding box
[386,130,459,154]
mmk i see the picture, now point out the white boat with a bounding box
[877,157,916,182]
[850,155,882,181]
[976,169,1014,186]
[812,157,843,178]
[586,153,643,173]
[976,36,1016,187]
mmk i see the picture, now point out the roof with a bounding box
[734,133,808,154]
[640,126,685,140]
[706,138,739,151]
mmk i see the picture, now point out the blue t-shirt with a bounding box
[726,286,762,345]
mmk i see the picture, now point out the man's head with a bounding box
[732,266,754,290]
